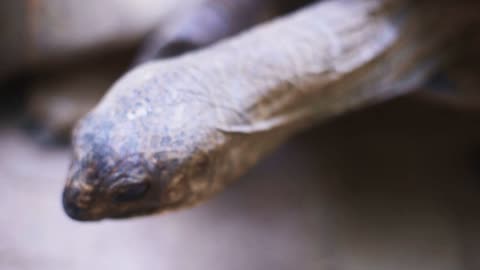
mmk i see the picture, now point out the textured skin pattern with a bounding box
[63,0,476,220]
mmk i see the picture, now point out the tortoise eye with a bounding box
[112,182,150,202]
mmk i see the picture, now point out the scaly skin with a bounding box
[63,0,478,221]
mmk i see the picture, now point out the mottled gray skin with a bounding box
[64,0,316,221]
[63,0,475,221]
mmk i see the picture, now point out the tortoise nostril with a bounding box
[112,182,150,203]
[62,188,91,221]
[63,199,83,220]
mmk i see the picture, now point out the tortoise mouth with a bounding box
[63,185,162,221]
[62,189,103,221]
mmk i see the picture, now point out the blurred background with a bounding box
[1,0,480,269]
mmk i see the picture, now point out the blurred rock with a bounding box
[0,0,200,79]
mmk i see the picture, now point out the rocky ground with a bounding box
[1,96,479,270]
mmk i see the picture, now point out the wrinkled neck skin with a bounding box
[65,0,462,220]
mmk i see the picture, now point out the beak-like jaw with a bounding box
[62,137,206,220]
[62,177,163,221]
[62,180,105,221]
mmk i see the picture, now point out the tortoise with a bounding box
[20,0,311,141]
[62,0,480,221]
[18,0,480,141]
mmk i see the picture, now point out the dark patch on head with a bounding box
[189,150,211,178]
[62,183,101,221]
[106,154,149,184]
[67,161,82,183]
[63,191,90,221]
[71,114,121,183]
[152,152,182,180]
[196,155,209,170]
[111,181,150,203]
[77,144,117,184]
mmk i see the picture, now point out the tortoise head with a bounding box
[61,63,229,221]
[62,111,222,221]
